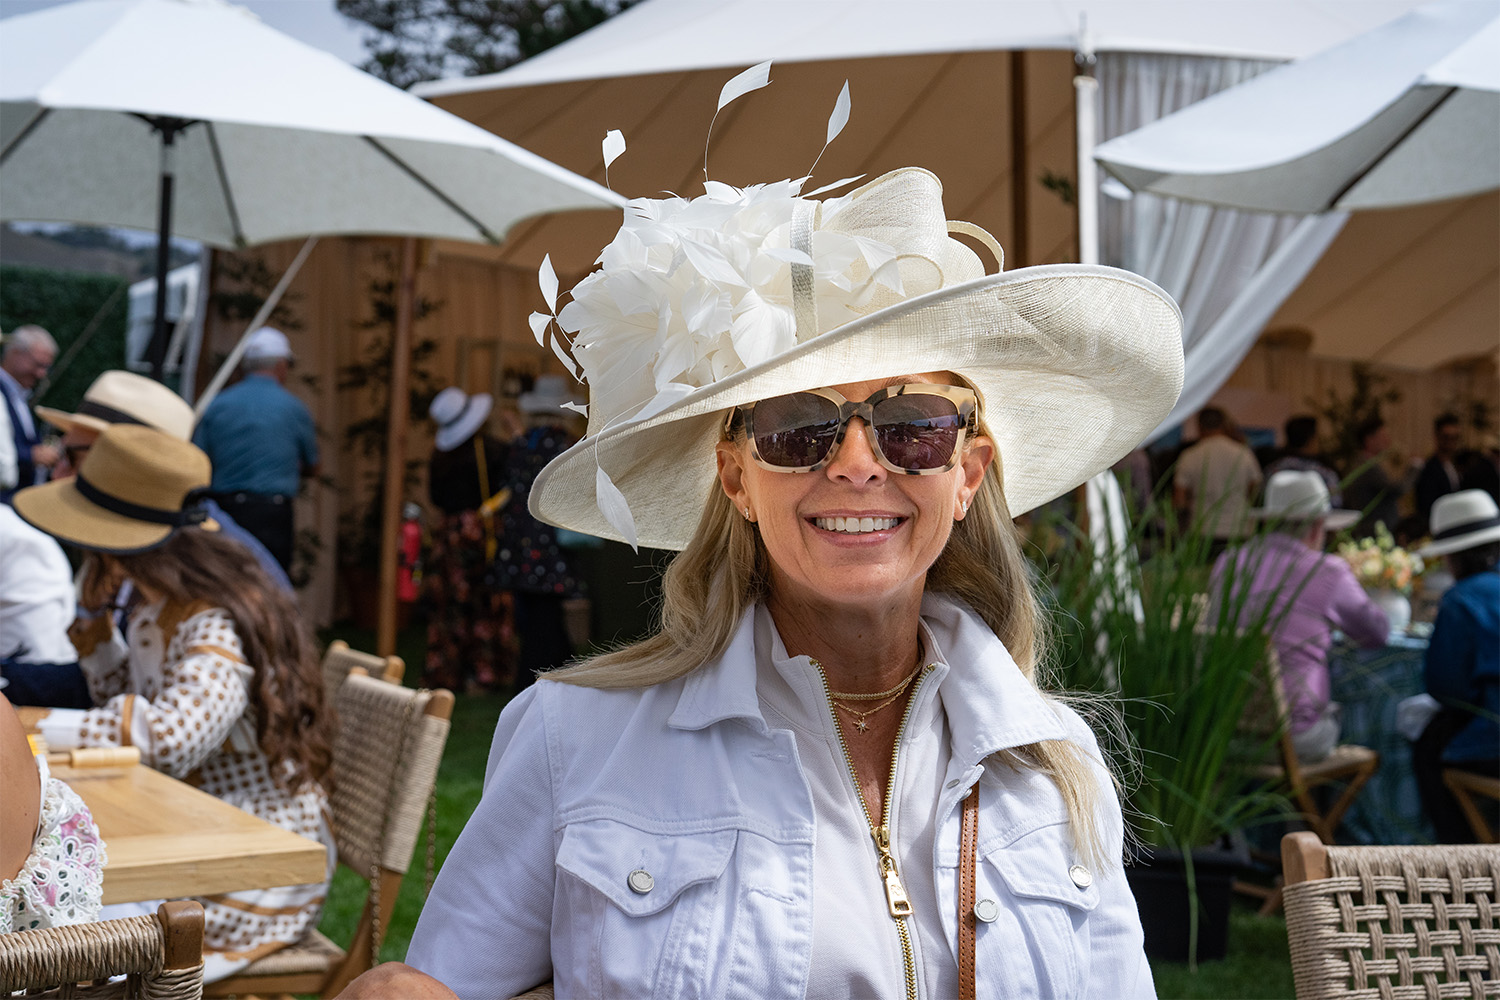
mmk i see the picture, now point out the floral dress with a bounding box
[2,755,107,933]
[48,598,335,981]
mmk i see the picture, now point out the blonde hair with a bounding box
[550,416,1109,863]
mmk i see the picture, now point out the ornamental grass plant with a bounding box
[1029,483,1312,965]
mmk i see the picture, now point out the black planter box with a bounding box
[1125,845,1243,963]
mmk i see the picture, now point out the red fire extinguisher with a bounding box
[398,502,423,604]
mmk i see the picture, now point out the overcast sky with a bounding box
[0,0,370,65]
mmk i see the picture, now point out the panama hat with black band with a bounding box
[36,370,195,441]
[1419,489,1500,559]
[14,424,211,554]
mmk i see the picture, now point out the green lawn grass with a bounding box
[315,626,1294,996]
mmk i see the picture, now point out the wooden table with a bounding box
[52,762,328,905]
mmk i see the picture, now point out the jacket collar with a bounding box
[917,593,1070,768]
[668,593,1071,764]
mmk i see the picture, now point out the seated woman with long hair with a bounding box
[14,424,334,981]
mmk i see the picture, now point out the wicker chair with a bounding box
[206,670,453,998]
[1281,831,1500,999]
[1444,769,1500,844]
[1253,649,1381,844]
[320,639,404,704]
[0,900,205,998]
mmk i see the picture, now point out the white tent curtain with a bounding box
[1096,53,1349,441]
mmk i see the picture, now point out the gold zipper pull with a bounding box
[883,867,914,917]
[874,825,891,854]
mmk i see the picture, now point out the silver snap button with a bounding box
[1069,864,1093,888]
[973,898,999,923]
[946,778,961,789]
[627,869,654,894]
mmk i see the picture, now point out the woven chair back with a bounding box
[1284,837,1500,999]
[0,901,204,998]
[331,673,450,876]
[321,641,404,704]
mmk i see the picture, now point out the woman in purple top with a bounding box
[1213,471,1389,762]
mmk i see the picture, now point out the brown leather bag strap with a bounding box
[958,785,979,1000]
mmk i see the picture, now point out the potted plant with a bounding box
[1032,488,1292,967]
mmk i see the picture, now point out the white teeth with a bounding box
[814,516,900,534]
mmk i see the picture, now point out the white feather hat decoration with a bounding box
[528,80,1183,551]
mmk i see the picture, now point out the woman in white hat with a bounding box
[349,162,1183,998]
[425,386,516,692]
[13,424,335,980]
[1413,489,1500,842]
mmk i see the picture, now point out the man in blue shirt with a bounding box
[193,328,319,573]
[1414,489,1500,842]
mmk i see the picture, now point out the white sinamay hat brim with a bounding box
[530,263,1183,550]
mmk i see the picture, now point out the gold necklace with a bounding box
[831,690,909,733]
[828,661,924,701]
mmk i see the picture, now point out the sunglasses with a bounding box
[732,384,978,474]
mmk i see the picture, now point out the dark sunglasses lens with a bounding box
[873,395,963,470]
[752,392,842,468]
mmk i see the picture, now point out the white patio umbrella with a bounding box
[1094,0,1500,212]
[0,0,623,374]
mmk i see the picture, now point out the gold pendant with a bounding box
[854,718,869,732]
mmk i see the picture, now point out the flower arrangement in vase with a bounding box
[1337,524,1424,631]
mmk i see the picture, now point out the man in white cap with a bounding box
[193,327,319,572]
[1213,470,1390,762]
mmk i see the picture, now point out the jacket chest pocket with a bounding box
[554,819,736,999]
[977,821,1101,1000]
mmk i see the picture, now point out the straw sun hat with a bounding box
[1419,489,1500,558]
[36,370,195,440]
[14,424,211,554]
[528,165,1185,550]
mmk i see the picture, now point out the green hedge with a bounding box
[0,264,129,414]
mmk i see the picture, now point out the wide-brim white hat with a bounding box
[1251,469,1359,532]
[1419,489,1500,558]
[530,168,1184,550]
[429,387,493,452]
[519,374,579,415]
[36,369,194,440]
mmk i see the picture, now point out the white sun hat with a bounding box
[519,374,580,416]
[429,387,493,453]
[36,369,194,440]
[527,165,1184,551]
[1419,489,1500,558]
[1251,470,1359,531]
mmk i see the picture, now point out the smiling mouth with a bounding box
[812,516,903,534]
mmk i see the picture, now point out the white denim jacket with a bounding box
[407,595,1154,999]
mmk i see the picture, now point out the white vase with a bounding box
[1370,588,1411,633]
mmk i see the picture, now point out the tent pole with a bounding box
[1073,33,1099,265]
[1009,50,1029,268]
[377,237,419,657]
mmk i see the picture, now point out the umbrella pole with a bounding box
[377,237,419,657]
[138,116,198,382]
